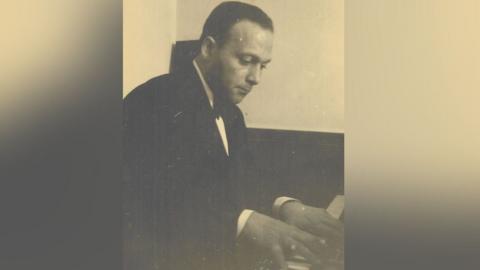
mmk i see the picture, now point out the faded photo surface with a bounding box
[123,1,344,269]
[3,1,480,269]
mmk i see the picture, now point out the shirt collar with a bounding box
[193,59,214,108]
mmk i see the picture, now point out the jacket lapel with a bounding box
[170,65,229,161]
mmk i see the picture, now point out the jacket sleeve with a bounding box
[123,85,158,270]
[228,110,278,217]
[123,81,174,270]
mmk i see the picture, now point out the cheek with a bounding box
[228,68,249,87]
[220,59,248,85]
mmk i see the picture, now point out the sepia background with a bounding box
[346,1,480,268]
[1,0,479,269]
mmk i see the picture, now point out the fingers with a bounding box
[308,219,343,244]
[288,240,323,266]
[271,234,323,270]
[291,206,343,241]
[313,209,344,229]
[309,213,343,233]
[271,244,288,270]
[314,222,344,248]
[292,229,326,255]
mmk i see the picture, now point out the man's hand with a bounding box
[239,212,327,270]
[280,201,344,254]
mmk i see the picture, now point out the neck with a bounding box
[193,57,215,107]
[193,56,227,105]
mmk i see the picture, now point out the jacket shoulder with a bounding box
[124,74,173,104]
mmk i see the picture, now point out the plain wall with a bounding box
[177,0,344,132]
[124,0,344,133]
[123,0,176,95]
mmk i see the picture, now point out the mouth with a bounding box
[238,87,252,95]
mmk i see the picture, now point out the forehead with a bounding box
[222,20,274,60]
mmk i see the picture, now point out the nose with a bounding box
[246,64,261,86]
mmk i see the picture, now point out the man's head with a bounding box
[196,1,274,104]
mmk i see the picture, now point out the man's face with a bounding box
[207,20,273,104]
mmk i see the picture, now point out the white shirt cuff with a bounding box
[237,209,255,237]
[272,196,301,218]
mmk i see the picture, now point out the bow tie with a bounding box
[211,101,224,119]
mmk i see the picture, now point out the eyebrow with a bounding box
[261,59,272,64]
[240,53,271,64]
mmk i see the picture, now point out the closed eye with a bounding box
[238,54,271,69]
[239,55,255,65]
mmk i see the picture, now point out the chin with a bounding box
[230,96,245,104]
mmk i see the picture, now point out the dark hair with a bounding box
[200,1,274,46]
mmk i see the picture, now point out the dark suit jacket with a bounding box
[123,63,263,270]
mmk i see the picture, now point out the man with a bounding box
[123,2,342,270]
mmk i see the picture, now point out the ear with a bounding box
[200,36,218,58]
